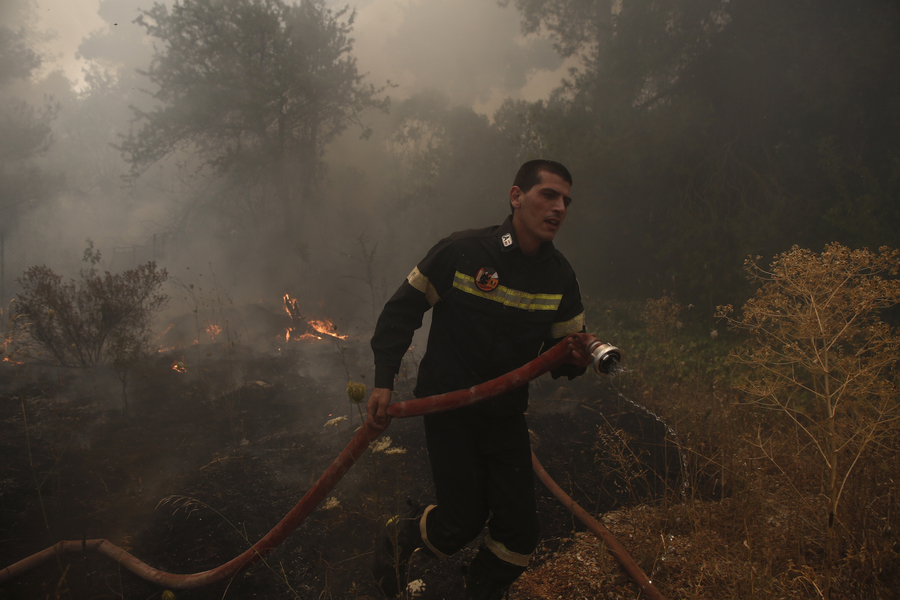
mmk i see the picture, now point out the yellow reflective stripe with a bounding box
[485,533,531,567]
[407,266,440,306]
[452,272,562,311]
[419,505,450,559]
[550,312,585,338]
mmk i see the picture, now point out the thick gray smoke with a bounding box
[2,0,572,343]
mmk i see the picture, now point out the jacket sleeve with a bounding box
[544,276,588,381]
[370,237,454,390]
[371,280,431,389]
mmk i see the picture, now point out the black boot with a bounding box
[464,545,526,600]
[372,502,426,598]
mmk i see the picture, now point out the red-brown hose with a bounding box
[532,452,666,600]
[0,423,377,588]
[1,336,665,599]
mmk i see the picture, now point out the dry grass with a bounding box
[532,293,900,600]
[514,485,897,600]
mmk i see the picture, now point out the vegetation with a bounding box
[0,300,33,366]
[394,0,900,307]
[718,244,900,600]
[14,247,168,371]
[2,0,900,596]
[578,244,900,599]
[0,4,63,234]
[3,240,899,597]
[118,0,389,239]
[2,0,898,309]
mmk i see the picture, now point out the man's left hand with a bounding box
[565,332,596,368]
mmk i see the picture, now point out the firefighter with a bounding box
[367,160,594,598]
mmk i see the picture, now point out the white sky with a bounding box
[33,0,105,81]
[32,0,573,112]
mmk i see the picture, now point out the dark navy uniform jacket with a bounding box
[371,216,587,418]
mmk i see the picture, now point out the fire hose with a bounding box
[0,336,665,600]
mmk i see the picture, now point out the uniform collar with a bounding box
[497,215,555,257]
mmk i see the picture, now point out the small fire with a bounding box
[172,358,187,373]
[284,294,303,320]
[206,324,222,341]
[156,323,178,352]
[282,294,348,341]
[284,294,303,341]
[1,335,25,365]
[308,319,348,340]
[158,343,183,353]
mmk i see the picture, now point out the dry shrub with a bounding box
[719,243,900,599]
[15,261,168,369]
[573,265,899,599]
[1,300,34,366]
[594,293,745,501]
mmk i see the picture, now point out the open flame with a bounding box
[156,321,220,353]
[157,323,182,353]
[1,335,25,365]
[284,294,302,341]
[307,319,348,340]
[283,294,348,341]
[205,323,222,342]
[172,358,187,373]
[2,355,25,365]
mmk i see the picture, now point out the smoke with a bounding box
[3,0,574,356]
[353,0,565,108]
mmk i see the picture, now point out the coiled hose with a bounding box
[0,336,665,599]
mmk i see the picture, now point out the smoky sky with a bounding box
[3,0,579,329]
[355,0,564,106]
[34,0,569,110]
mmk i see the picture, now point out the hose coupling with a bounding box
[588,341,622,374]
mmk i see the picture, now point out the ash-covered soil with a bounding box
[0,336,680,600]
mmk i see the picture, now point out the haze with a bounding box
[2,2,899,597]
[2,0,898,335]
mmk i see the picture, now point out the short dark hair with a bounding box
[510,160,573,214]
[513,159,573,193]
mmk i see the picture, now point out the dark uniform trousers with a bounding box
[420,406,538,579]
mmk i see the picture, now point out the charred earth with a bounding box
[0,309,681,600]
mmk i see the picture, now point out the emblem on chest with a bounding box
[475,267,499,292]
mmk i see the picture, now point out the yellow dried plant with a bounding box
[718,243,900,600]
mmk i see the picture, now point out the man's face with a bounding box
[510,170,572,255]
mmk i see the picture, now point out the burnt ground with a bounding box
[0,334,682,600]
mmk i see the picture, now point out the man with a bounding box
[367,160,595,599]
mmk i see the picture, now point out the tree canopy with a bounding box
[493,0,900,307]
[119,0,388,237]
[0,24,41,86]
[0,18,62,235]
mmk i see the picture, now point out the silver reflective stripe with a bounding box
[550,312,585,338]
[485,532,531,567]
[419,504,449,559]
[452,272,562,311]
[407,266,441,306]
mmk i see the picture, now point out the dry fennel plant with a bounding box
[718,243,900,600]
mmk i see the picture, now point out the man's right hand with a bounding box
[365,387,392,433]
